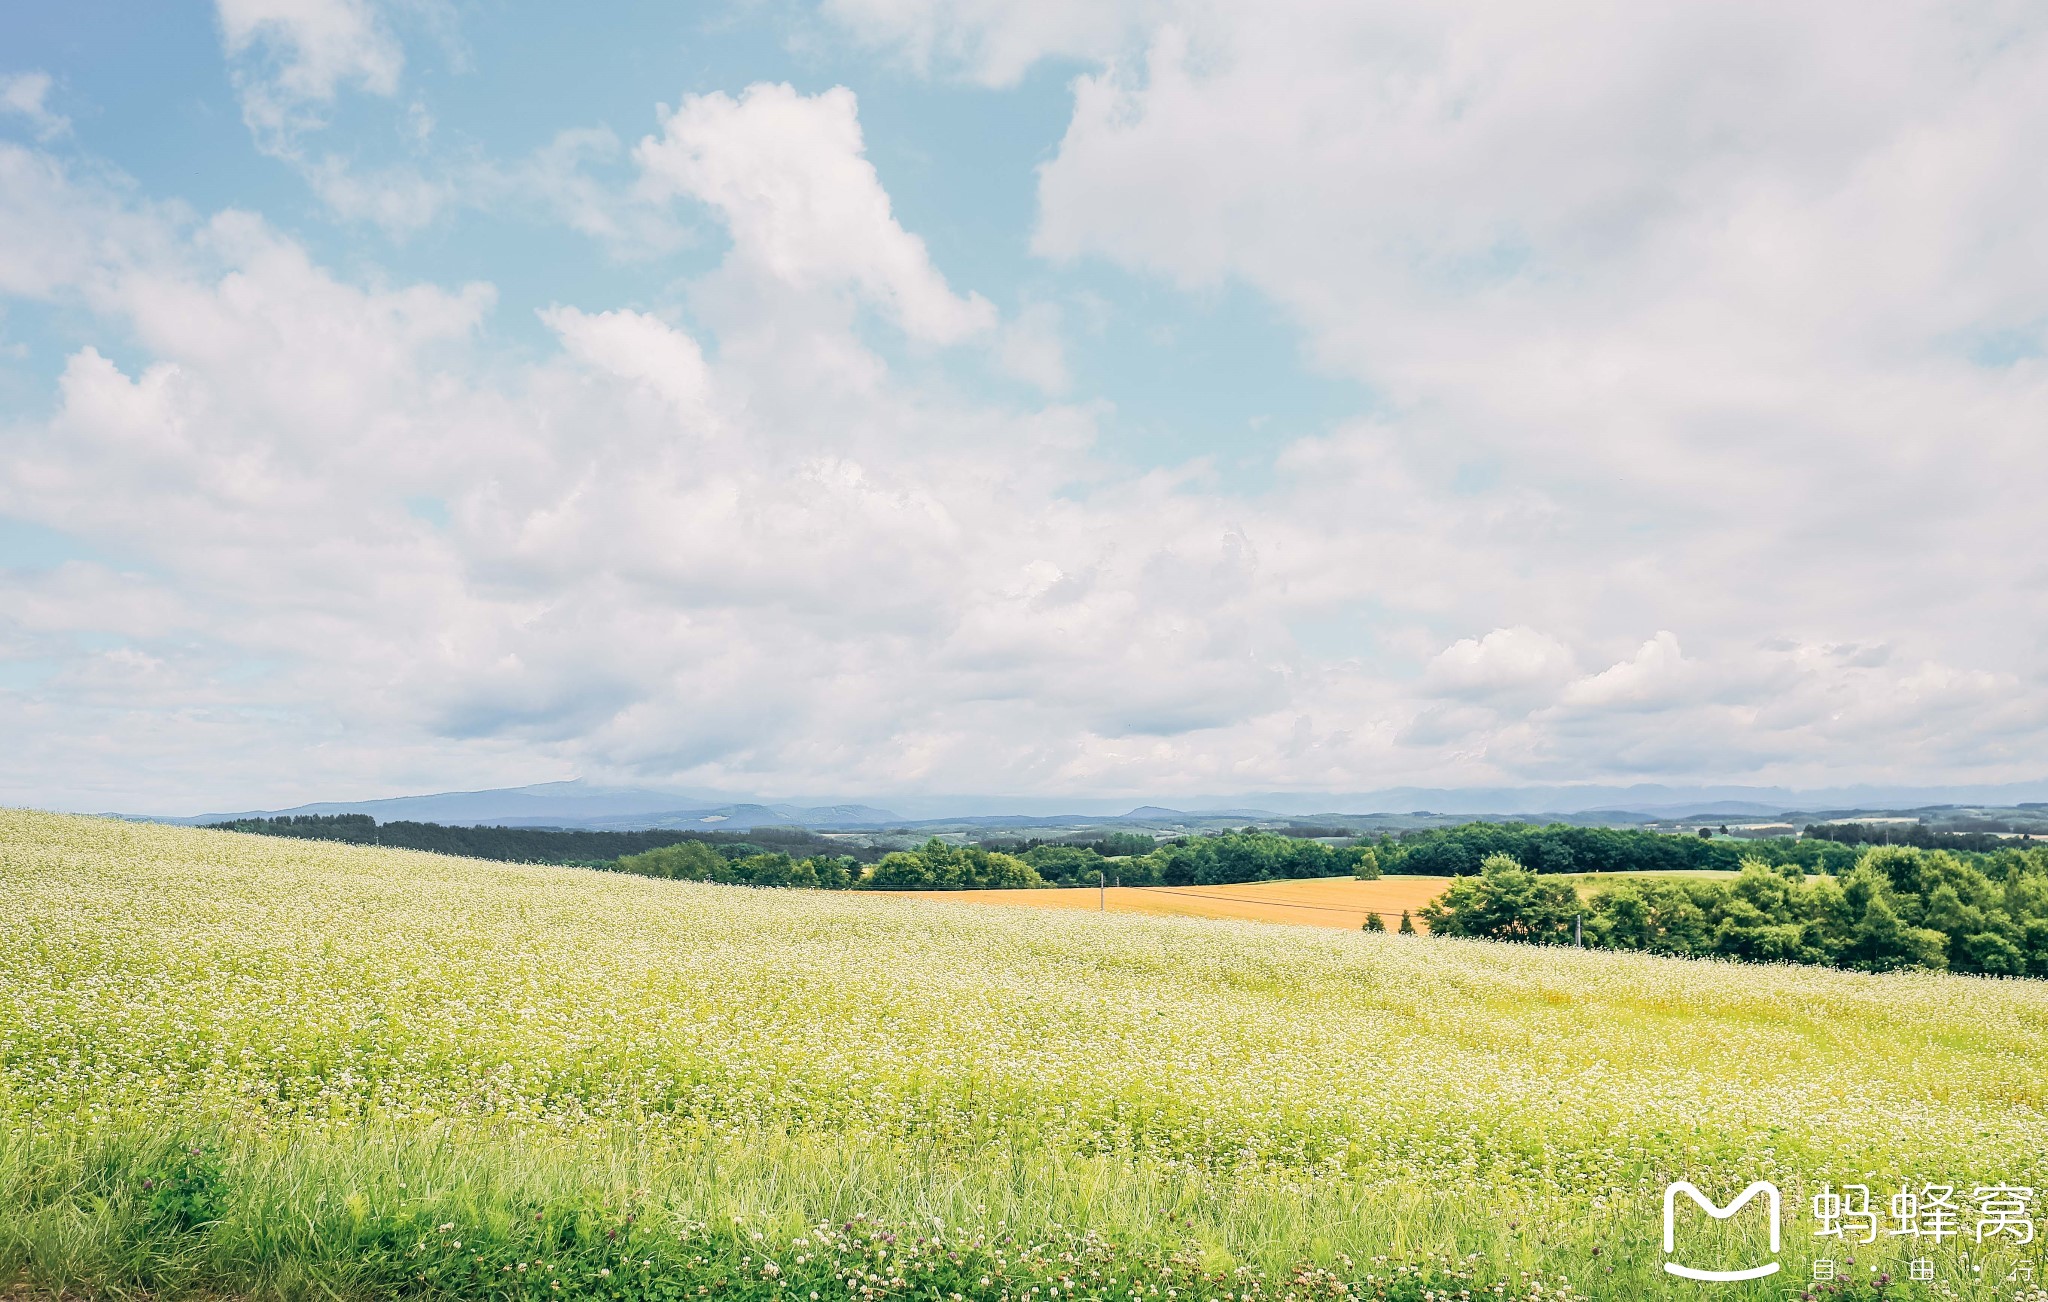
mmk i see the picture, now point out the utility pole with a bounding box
[1575,913,1583,947]
[1100,870,1106,912]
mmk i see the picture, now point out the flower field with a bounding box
[4,809,2047,1301]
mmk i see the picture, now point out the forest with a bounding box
[1800,821,2032,852]
[1378,821,1863,874]
[610,829,1374,889]
[1419,846,2048,976]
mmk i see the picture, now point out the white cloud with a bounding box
[540,306,718,426]
[996,301,1070,393]
[0,72,69,140]
[0,145,119,297]
[9,0,2048,812]
[214,0,403,151]
[819,0,2048,778]
[634,83,997,345]
[1561,631,1690,711]
[1426,627,1576,701]
[501,128,691,257]
[818,0,1161,85]
[301,154,453,235]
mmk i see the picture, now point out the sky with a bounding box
[2,0,2046,814]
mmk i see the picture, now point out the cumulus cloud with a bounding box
[634,83,997,345]
[8,8,2048,809]
[540,306,718,424]
[1561,632,1690,711]
[0,72,69,140]
[1,140,1299,806]
[1426,627,1576,702]
[818,0,2048,777]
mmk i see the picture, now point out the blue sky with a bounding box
[3,3,1366,481]
[3,0,2046,812]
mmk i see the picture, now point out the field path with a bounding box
[887,874,1453,930]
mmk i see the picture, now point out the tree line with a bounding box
[1418,846,2048,977]
[611,838,1042,890]
[206,816,1370,888]
[205,814,878,865]
[982,832,1160,859]
[1383,821,1860,876]
[1801,822,2037,853]
[1377,819,2044,876]
[611,829,1377,890]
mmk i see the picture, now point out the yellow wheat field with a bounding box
[887,875,1453,929]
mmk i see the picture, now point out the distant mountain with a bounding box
[1119,805,1282,821]
[146,776,2048,834]
[1172,782,2048,819]
[166,781,901,831]
[493,803,903,831]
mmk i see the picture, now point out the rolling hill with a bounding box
[5,809,2044,1300]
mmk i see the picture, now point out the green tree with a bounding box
[2000,866,2048,976]
[615,840,726,881]
[1140,831,1350,887]
[1397,910,1416,934]
[1418,854,1581,944]
[1352,846,1381,880]
[865,838,1045,890]
[1398,838,1480,877]
[1703,861,1829,965]
[1362,911,1385,932]
[1838,864,1949,972]
[1585,879,1710,955]
[1094,832,1157,858]
[1021,844,1104,887]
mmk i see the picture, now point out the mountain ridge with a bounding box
[125,776,2048,832]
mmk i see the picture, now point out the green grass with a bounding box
[4,809,2046,1301]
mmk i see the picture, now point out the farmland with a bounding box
[4,809,2048,1301]
[889,876,1454,930]
[888,871,1765,934]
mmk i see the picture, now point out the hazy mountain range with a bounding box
[146,778,2048,832]
[162,782,898,831]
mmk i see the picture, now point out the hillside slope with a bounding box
[3,809,2045,1300]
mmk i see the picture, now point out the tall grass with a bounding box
[4,809,2046,1300]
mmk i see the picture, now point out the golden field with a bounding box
[888,875,1454,930]
[891,868,1774,934]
